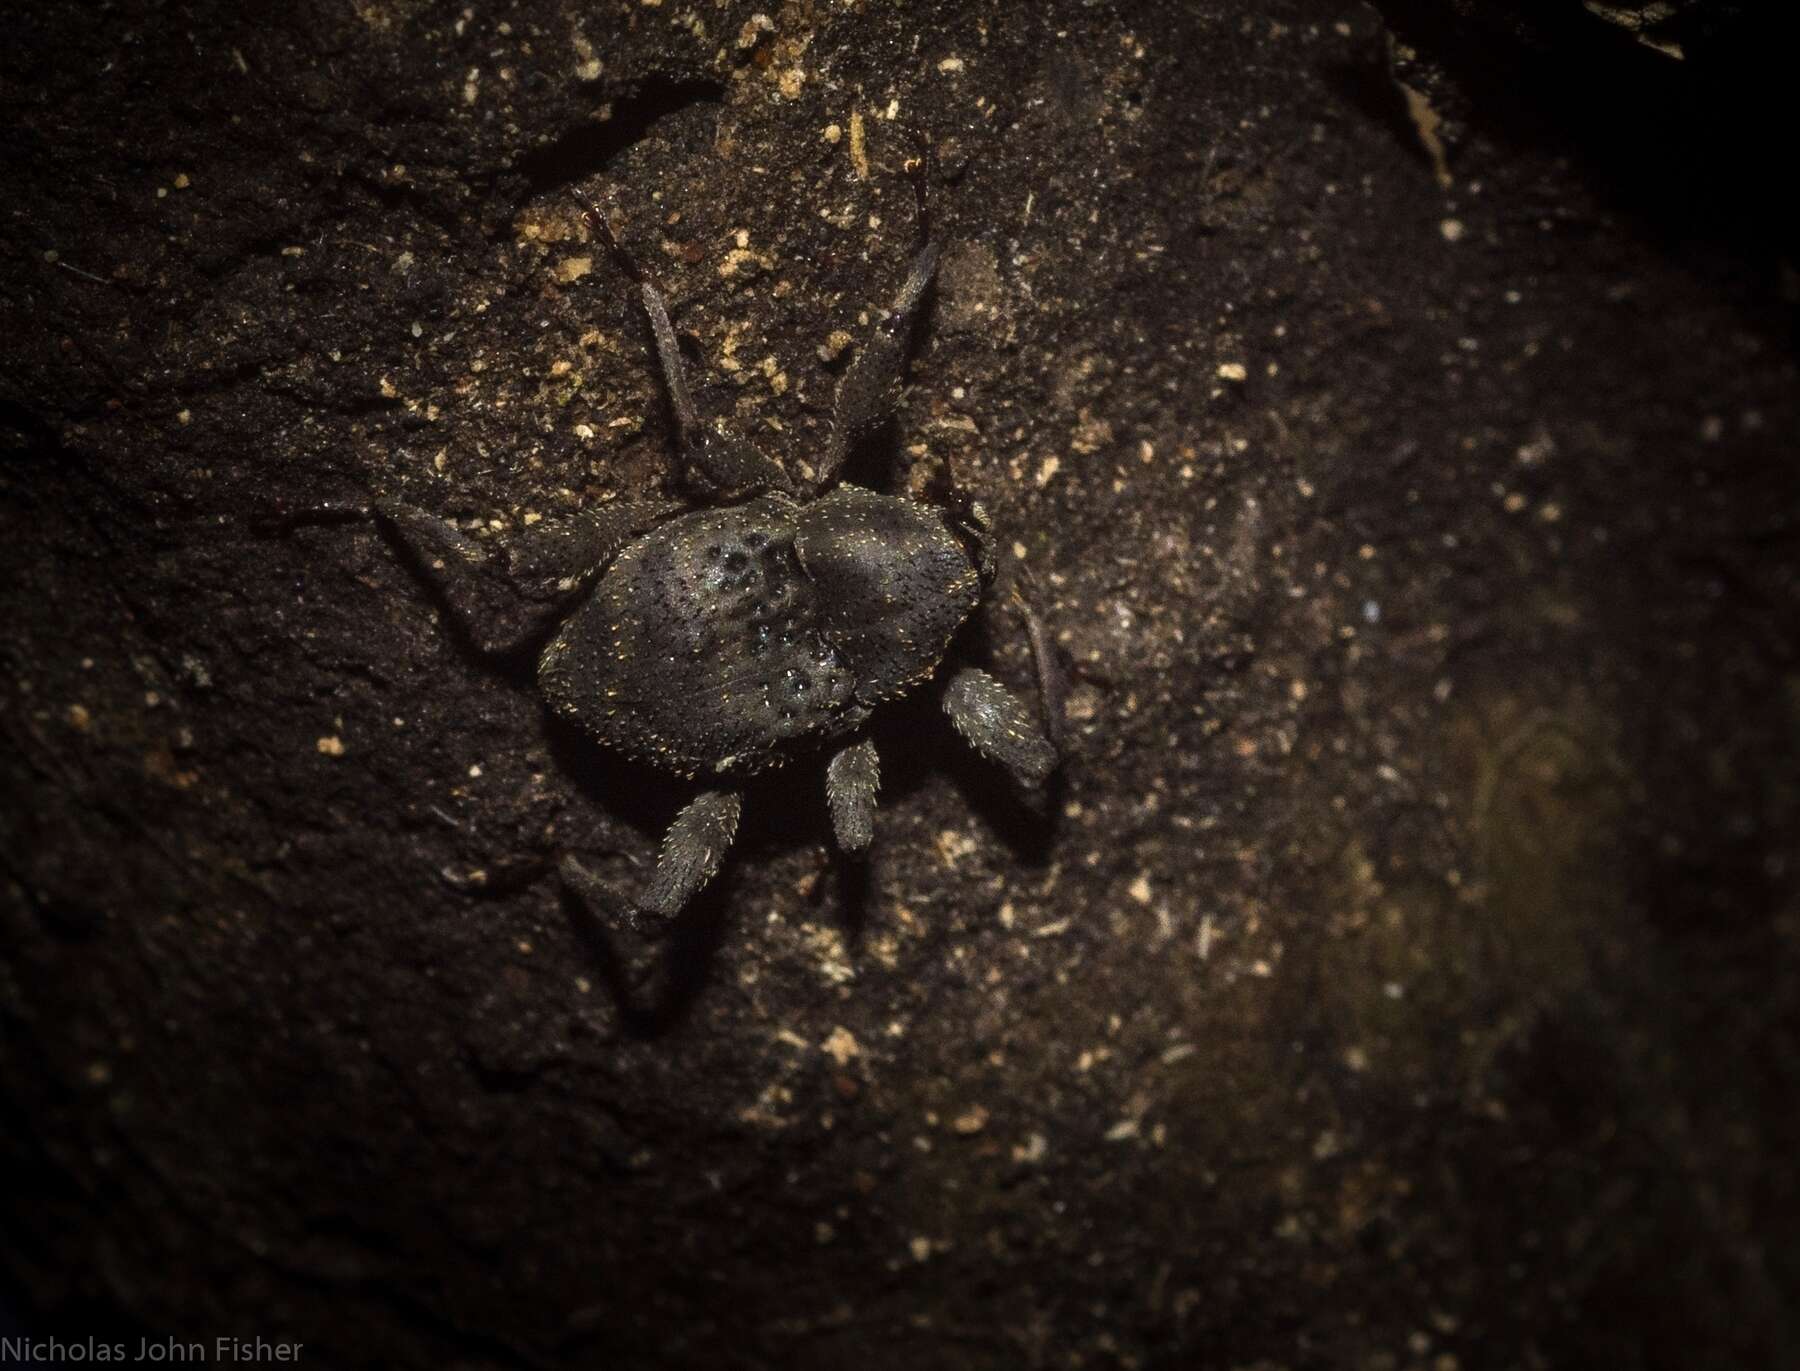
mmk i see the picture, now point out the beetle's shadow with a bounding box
[557,857,736,1038]
[544,710,870,1030]
[870,683,1063,870]
[541,671,1056,1032]
[544,712,729,1033]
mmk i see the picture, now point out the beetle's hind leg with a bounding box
[564,788,743,931]
[1010,566,1068,753]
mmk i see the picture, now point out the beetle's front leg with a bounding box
[816,139,941,490]
[575,191,792,502]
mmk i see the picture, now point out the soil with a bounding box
[2,1,1794,1368]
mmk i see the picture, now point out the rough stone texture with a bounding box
[1,2,1793,1368]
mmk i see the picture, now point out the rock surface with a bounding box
[2,1,1794,1367]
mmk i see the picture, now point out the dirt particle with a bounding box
[951,1105,989,1135]
[935,828,977,865]
[316,735,345,756]
[848,109,869,180]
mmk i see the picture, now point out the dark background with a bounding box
[3,1,1794,1367]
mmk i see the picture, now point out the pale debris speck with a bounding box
[848,109,869,180]
[935,828,977,865]
[554,256,593,284]
[937,56,965,74]
[1440,217,1466,242]
[1035,454,1061,487]
[1216,361,1248,382]
[317,736,346,757]
[1011,1132,1048,1163]
[909,1236,932,1263]
[737,13,773,48]
[821,1026,860,1066]
[1128,874,1153,904]
[951,1105,989,1135]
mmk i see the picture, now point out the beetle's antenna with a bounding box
[902,127,933,249]
[1010,563,1068,754]
[571,189,643,283]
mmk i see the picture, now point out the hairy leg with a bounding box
[941,666,1058,788]
[825,738,881,853]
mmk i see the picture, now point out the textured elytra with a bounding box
[539,484,979,778]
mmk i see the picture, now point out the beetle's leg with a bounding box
[825,738,881,853]
[941,666,1058,788]
[642,788,743,919]
[562,789,742,929]
[816,139,941,491]
[372,498,674,658]
[1010,567,1068,753]
[575,192,790,502]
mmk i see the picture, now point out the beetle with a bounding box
[315,145,1058,927]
